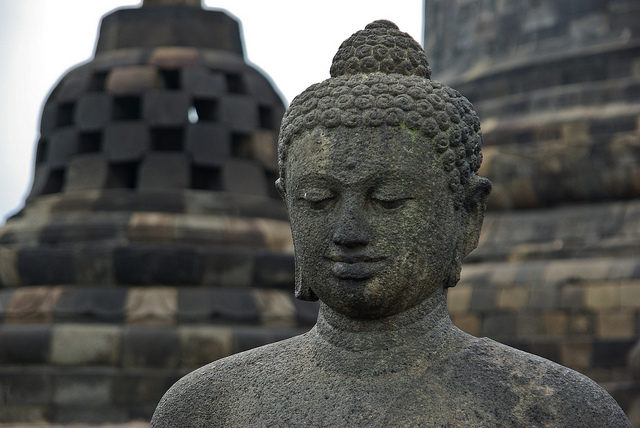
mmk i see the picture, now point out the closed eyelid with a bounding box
[370,177,413,197]
[371,197,412,210]
[371,194,413,201]
[298,189,333,200]
[370,186,413,200]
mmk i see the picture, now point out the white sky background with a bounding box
[0,0,424,222]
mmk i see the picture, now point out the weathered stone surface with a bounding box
[156,304,630,426]
[153,21,630,427]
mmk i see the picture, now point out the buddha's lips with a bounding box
[325,255,386,263]
[326,256,387,280]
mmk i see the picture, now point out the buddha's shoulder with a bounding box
[449,337,630,427]
[460,337,598,388]
[151,331,312,427]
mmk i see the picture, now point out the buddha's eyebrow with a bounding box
[294,172,333,183]
[290,173,337,191]
[292,170,417,192]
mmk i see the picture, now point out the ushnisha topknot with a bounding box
[278,20,485,208]
[330,20,431,78]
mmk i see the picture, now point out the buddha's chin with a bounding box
[321,290,405,320]
[324,283,444,320]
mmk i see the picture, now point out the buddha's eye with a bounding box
[371,196,413,210]
[299,190,335,210]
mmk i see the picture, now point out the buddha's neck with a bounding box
[315,292,460,352]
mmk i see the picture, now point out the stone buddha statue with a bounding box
[152,21,630,427]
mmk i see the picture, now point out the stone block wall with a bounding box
[426,2,640,422]
[426,0,640,83]
[0,285,317,422]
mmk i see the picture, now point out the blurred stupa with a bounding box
[0,0,316,423]
[424,0,640,423]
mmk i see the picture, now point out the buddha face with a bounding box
[284,126,464,319]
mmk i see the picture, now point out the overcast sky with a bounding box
[0,0,423,221]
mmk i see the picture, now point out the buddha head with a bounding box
[276,20,491,319]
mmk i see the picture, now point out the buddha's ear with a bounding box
[460,176,492,258]
[275,177,286,201]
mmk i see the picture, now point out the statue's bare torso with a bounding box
[153,302,629,427]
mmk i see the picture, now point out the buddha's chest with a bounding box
[220,370,511,427]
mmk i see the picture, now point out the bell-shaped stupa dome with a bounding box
[0,1,316,423]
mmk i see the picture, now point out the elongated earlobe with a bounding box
[463,176,492,214]
[462,176,492,257]
[275,177,286,200]
[446,245,463,288]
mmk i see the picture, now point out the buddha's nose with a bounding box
[332,201,369,248]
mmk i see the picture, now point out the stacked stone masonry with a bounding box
[0,2,318,424]
[31,47,283,201]
[426,0,640,423]
[0,286,317,422]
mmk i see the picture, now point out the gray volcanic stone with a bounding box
[152,20,630,427]
[154,300,628,426]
